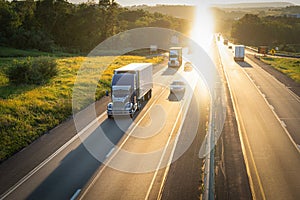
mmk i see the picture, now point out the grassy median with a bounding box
[260,57,300,83]
[0,55,164,161]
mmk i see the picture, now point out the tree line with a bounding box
[231,14,300,51]
[0,0,189,53]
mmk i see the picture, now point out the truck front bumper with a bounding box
[107,109,133,116]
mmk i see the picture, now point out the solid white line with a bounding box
[0,112,106,200]
[0,64,169,200]
[79,85,169,199]
[70,189,81,200]
[241,61,300,154]
[156,79,199,200]
[246,57,300,103]
[217,43,265,200]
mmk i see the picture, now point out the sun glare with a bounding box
[191,1,214,52]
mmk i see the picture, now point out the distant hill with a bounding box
[214,2,294,8]
[129,5,195,20]
[129,2,297,20]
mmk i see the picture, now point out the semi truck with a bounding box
[234,45,245,61]
[107,63,153,118]
[168,47,182,67]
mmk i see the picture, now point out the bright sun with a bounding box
[191,1,214,52]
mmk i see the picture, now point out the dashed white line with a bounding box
[105,148,115,158]
[70,189,81,200]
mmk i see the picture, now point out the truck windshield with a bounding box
[113,89,130,98]
[170,51,178,58]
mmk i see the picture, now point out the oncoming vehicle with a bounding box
[107,63,153,118]
[168,47,182,67]
[184,62,193,72]
[170,80,185,94]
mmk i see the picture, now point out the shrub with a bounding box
[8,57,57,85]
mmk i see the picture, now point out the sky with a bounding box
[70,0,300,6]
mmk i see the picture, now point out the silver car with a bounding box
[170,80,185,94]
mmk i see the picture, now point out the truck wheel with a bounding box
[149,90,152,99]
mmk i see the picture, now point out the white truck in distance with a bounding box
[168,47,182,67]
[107,63,153,118]
[234,45,245,61]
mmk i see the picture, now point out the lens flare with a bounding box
[191,1,214,52]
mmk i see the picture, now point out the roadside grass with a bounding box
[260,56,300,83]
[0,46,77,57]
[0,55,164,161]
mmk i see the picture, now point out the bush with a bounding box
[8,57,57,85]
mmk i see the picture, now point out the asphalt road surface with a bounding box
[218,41,300,200]
[1,60,210,200]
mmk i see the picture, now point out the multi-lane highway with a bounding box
[1,37,299,200]
[0,59,210,199]
[218,41,300,199]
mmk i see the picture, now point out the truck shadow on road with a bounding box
[27,99,153,199]
[162,67,179,76]
[168,92,184,101]
[236,61,252,68]
[27,117,129,199]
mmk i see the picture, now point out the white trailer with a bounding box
[234,45,245,61]
[107,63,153,118]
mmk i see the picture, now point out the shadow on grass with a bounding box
[0,84,38,99]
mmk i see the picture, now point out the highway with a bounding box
[0,60,210,199]
[218,42,300,199]
[2,38,299,200]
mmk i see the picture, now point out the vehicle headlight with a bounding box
[107,103,113,110]
[125,102,132,110]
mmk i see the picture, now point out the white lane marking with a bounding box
[246,58,300,103]
[79,84,169,199]
[241,60,300,154]
[144,107,183,200]
[156,76,199,200]
[70,189,81,200]
[281,121,287,127]
[0,64,169,200]
[0,112,106,200]
[217,42,265,200]
[105,148,115,158]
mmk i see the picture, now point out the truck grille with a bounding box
[113,102,125,110]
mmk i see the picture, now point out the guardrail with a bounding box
[203,102,215,200]
[245,46,300,58]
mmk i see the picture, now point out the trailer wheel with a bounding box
[137,101,141,111]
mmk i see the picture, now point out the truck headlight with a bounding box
[107,103,113,110]
[125,103,132,110]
